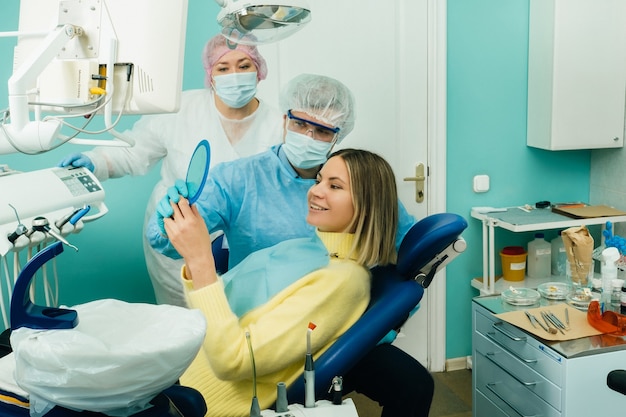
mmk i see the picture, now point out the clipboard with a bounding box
[552,203,626,219]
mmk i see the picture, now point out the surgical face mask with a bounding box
[212,72,258,108]
[283,130,336,169]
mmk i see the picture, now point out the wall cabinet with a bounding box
[473,298,626,416]
[527,0,626,150]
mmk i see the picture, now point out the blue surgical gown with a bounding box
[147,145,416,270]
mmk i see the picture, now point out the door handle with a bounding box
[403,164,425,203]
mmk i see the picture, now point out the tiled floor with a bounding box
[430,369,472,417]
[347,369,472,417]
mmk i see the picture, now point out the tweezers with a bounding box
[526,311,549,333]
[524,311,537,328]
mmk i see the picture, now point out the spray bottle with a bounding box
[601,247,620,313]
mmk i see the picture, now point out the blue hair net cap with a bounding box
[279,74,356,141]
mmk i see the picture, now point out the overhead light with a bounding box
[215,0,311,45]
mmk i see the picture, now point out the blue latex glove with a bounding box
[58,153,95,172]
[155,179,189,234]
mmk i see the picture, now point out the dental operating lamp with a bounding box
[215,0,311,45]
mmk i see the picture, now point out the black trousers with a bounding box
[341,343,434,417]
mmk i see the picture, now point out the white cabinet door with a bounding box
[527,0,626,150]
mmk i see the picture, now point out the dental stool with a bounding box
[285,212,468,403]
[0,242,207,417]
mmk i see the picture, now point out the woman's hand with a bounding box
[164,198,217,288]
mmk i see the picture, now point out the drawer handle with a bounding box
[486,348,537,365]
[491,321,527,342]
[486,382,540,417]
[486,352,538,383]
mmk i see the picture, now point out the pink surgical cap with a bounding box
[202,33,268,88]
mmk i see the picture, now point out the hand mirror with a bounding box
[186,139,210,204]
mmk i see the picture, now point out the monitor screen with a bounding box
[13,0,188,115]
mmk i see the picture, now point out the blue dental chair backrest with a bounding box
[213,213,468,404]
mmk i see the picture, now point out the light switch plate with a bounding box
[473,175,490,193]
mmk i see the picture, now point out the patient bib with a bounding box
[222,236,330,317]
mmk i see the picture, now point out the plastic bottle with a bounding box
[619,284,626,314]
[601,247,620,313]
[527,233,551,278]
[611,279,624,313]
[550,231,567,276]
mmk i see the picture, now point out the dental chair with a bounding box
[286,212,468,403]
[213,213,468,404]
[0,242,207,417]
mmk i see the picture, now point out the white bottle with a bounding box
[550,231,567,276]
[527,233,551,278]
[601,247,620,313]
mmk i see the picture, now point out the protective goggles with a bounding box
[287,110,340,142]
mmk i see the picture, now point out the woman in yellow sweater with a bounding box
[162,148,399,417]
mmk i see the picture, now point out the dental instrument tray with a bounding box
[501,287,540,306]
[537,282,572,300]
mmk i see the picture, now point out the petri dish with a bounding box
[501,287,541,306]
[566,290,595,311]
[537,282,572,300]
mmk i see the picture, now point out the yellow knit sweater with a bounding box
[179,232,371,417]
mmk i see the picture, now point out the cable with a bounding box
[42,247,51,307]
[0,66,134,154]
[13,251,21,285]
[44,257,59,307]
[0,256,9,330]
[48,68,133,135]
[28,246,36,303]
[246,331,261,417]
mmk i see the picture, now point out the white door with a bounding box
[257,0,447,371]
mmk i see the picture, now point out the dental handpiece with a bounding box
[55,205,91,230]
[304,323,317,408]
[32,217,78,251]
[7,203,28,244]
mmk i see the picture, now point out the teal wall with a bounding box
[445,0,592,359]
[0,0,595,361]
[0,1,222,328]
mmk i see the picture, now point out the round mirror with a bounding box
[185,140,210,204]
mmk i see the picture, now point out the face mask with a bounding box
[283,130,336,169]
[212,72,258,108]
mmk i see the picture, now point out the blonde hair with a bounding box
[330,149,399,267]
